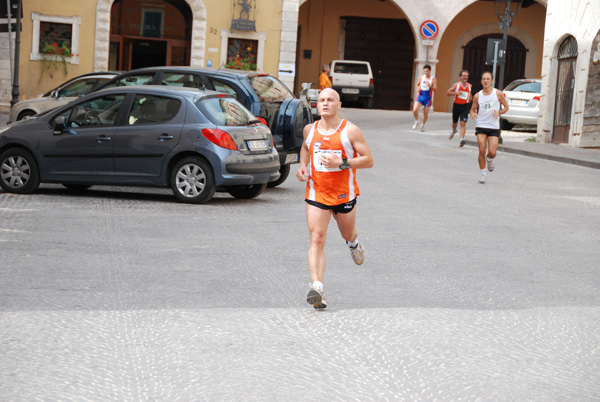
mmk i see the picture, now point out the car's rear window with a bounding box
[505,81,541,93]
[196,97,256,126]
[333,63,369,75]
[247,75,293,102]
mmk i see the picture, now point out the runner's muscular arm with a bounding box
[469,92,480,120]
[296,124,312,182]
[446,83,459,96]
[494,89,509,118]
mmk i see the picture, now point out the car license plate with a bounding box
[285,153,299,164]
[341,88,359,94]
[247,139,268,151]
[510,99,527,106]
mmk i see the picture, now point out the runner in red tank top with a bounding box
[446,70,472,147]
[296,88,374,310]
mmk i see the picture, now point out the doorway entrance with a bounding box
[463,34,526,94]
[342,16,414,110]
[109,0,191,70]
[553,36,578,144]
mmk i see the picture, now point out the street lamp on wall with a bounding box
[494,0,522,90]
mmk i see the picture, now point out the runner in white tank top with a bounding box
[469,72,509,184]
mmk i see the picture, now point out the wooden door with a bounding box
[553,36,578,143]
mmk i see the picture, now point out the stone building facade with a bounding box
[538,0,600,147]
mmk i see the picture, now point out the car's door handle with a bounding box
[95,135,111,142]
[157,134,174,141]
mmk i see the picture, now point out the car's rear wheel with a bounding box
[226,183,267,199]
[170,157,215,204]
[62,184,92,191]
[267,163,290,188]
[17,110,36,121]
[500,118,514,131]
[0,148,40,194]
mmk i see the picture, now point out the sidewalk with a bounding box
[413,110,600,170]
[462,137,600,170]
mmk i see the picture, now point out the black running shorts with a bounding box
[452,103,470,123]
[475,127,501,137]
[305,198,357,214]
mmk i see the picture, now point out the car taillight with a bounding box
[311,100,317,108]
[202,128,238,150]
[257,117,268,126]
[369,79,374,86]
[532,95,540,101]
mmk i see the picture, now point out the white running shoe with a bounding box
[313,296,327,310]
[412,121,419,130]
[420,125,426,132]
[449,129,457,139]
[479,174,487,184]
[487,159,495,172]
[306,284,323,305]
[350,243,365,265]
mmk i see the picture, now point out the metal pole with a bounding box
[498,0,510,90]
[10,0,20,108]
[7,0,13,87]
[492,40,499,85]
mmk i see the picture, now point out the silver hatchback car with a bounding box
[500,78,542,130]
[8,72,119,123]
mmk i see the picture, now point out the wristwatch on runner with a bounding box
[339,158,351,170]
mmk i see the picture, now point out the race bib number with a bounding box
[420,81,430,91]
[480,100,494,111]
[458,91,469,100]
[313,148,343,172]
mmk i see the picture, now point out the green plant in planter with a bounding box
[224,55,257,71]
[39,42,71,82]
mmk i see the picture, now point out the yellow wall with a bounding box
[435,2,546,111]
[18,0,285,100]
[20,0,97,100]
[297,0,406,89]
[204,0,283,75]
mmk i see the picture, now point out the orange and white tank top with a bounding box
[454,82,471,104]
[305,119,360,206]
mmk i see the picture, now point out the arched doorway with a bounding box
[341,16,414,110]
[553,36,578,144]
[463,34,526,94]
[109,0,192,70]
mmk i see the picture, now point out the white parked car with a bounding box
[501,78,542,130]
[8,72,119,123]
[329,60,374,108]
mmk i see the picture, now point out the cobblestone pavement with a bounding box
[1,109,599,401]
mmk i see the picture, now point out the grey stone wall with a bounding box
[582,30,600,148]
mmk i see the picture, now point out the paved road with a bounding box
[1,109,599,401]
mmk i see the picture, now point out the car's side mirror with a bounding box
[50,90,58,98]
[53,116,66,135]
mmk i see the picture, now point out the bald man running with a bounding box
[296,88,374,310]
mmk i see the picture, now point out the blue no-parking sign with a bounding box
[420,20,439,40]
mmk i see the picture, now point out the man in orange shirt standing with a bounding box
[319,64,332,90]
[296,88,374,310]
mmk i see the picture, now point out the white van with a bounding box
[329,60,374,108]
